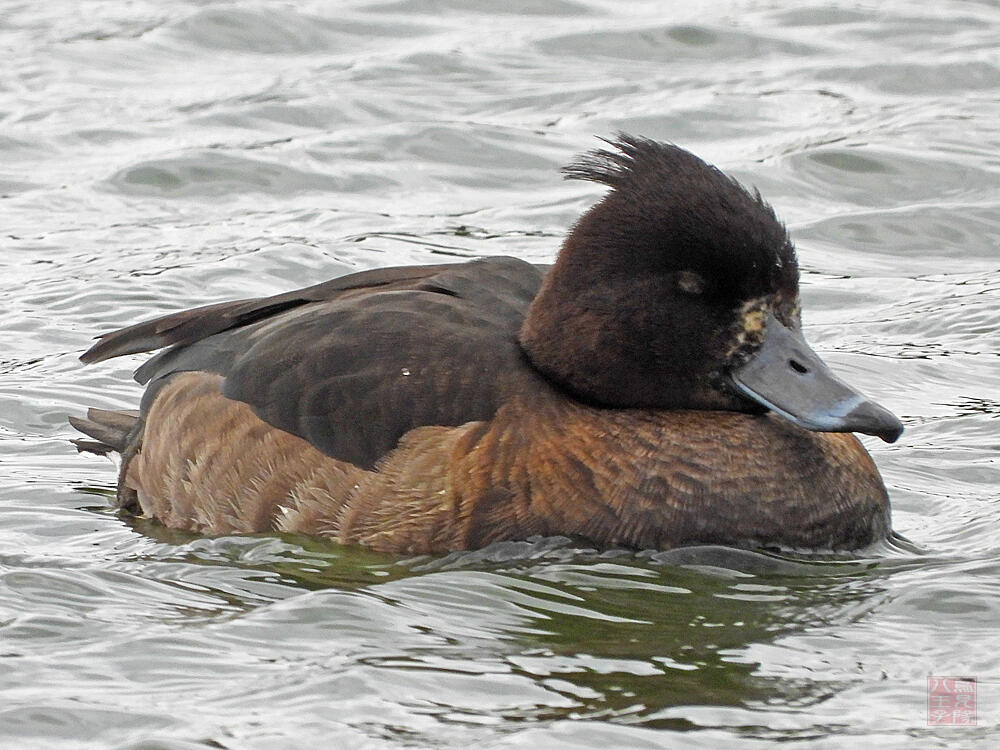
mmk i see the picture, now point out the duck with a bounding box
[71,134,903,555]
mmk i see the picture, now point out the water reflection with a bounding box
[68,526,907,734]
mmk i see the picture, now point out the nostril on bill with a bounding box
[789,359,809,374]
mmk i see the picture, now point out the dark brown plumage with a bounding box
[71,135,903,554]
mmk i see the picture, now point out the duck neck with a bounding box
[519,253,735,411]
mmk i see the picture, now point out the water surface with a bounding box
[2,1,999,748]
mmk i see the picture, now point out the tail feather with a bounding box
[69,408,140,455]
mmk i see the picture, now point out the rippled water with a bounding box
[3,1,999,747]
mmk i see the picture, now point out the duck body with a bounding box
[73,136,901,554]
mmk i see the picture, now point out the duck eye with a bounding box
[675,270,705,295]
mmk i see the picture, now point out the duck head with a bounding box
[520,134,902,443]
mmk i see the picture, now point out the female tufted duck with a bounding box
[72,135,903,554]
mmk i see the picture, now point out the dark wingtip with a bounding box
[79,329,168,365]
[79,340,104,364]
